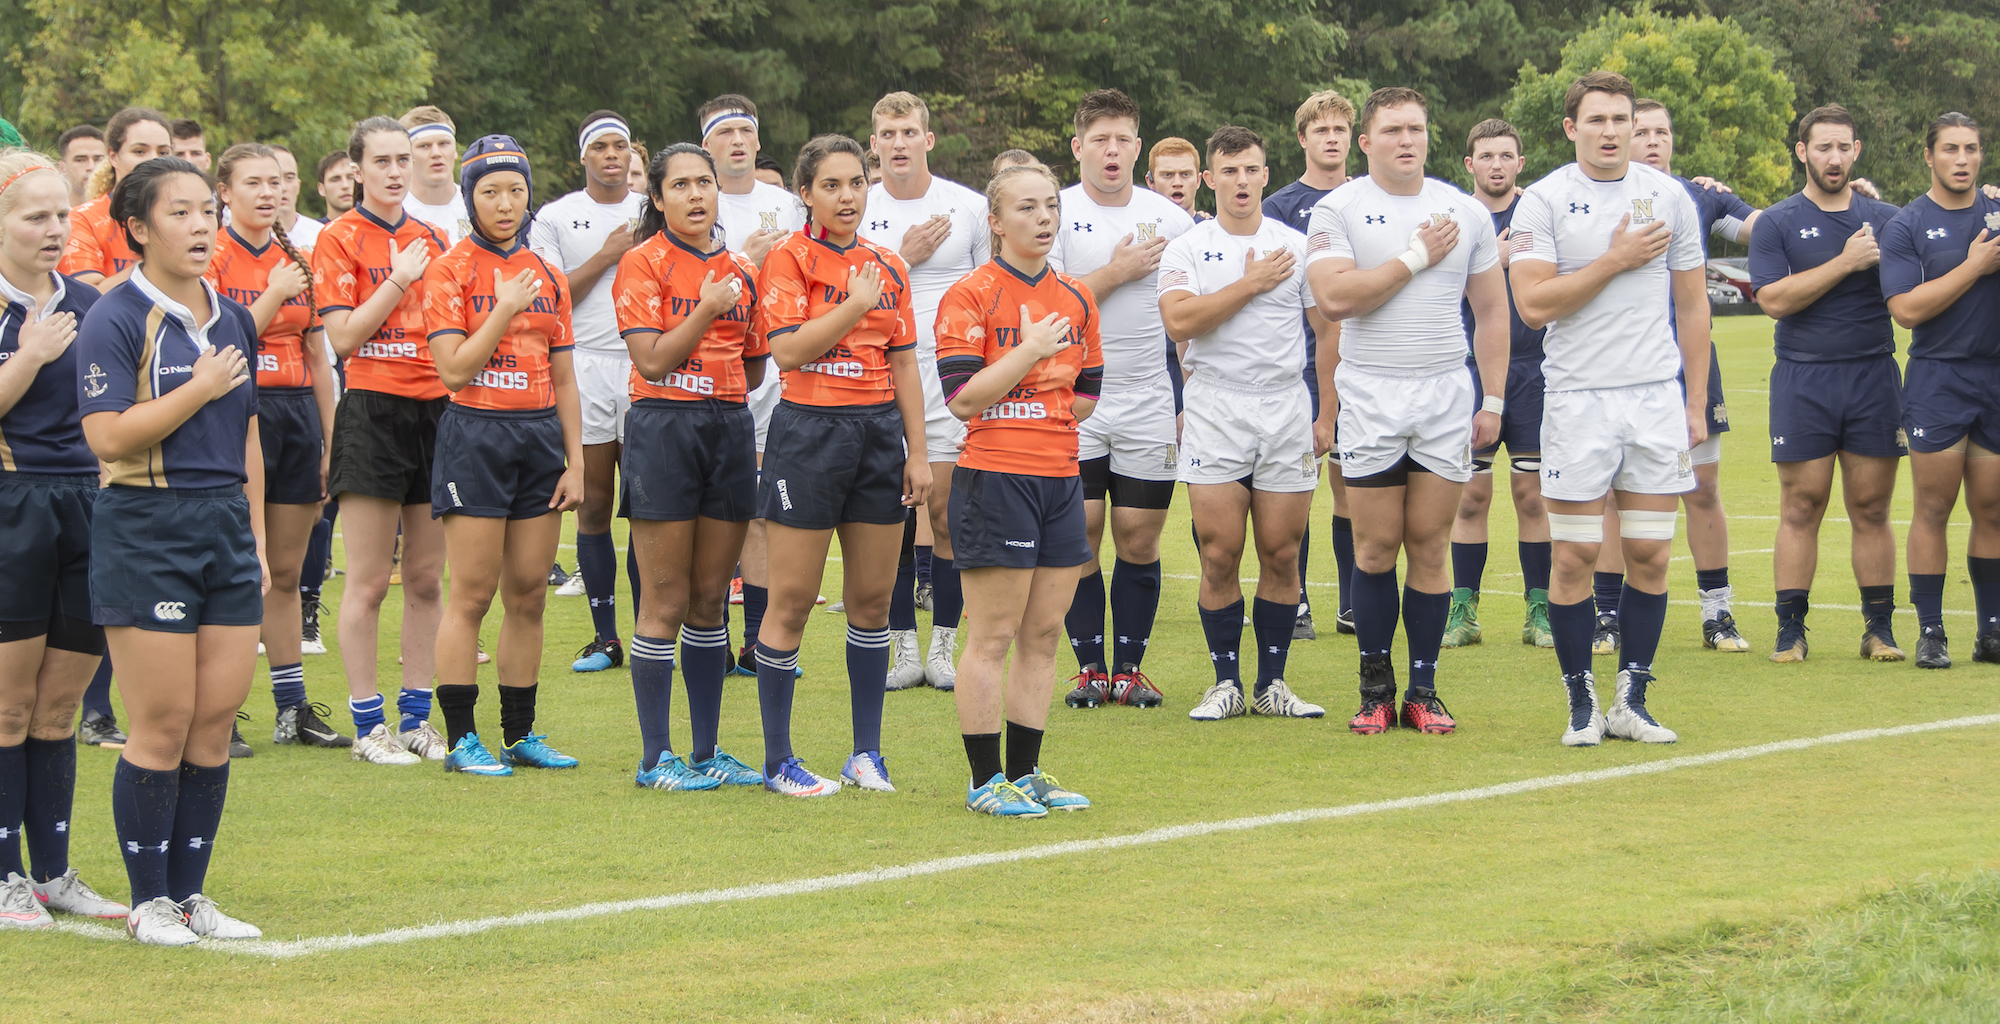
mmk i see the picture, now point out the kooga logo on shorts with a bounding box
[777,479,793,511]
[1004,539,1035,549]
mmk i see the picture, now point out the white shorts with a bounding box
[916,347,968,464]
[1078,373,1178,482]
[1334,363,1474,484]
[573,348,631,446]
[748,372,781,453]
[1179,377,1318,492]
[1541,380,1695,501]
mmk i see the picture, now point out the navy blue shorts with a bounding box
[622,399,758,522]
[0,472,97,641]
[949,466,1092,569]
[1678,342,1732,436]
[758,400,907,529]
[431,406,565,520]
[1471,357,1546,456]
[1769,356,1906,462]
[260,387,324,505]
[1903,357,2000,454]
[330,389,446,506]
[92,485,262,633]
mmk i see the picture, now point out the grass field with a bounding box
[12,314,1999,1022]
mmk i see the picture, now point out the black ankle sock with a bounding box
[1695,567,1729,591]
[436,684,479,748]
[1910,574,1945,630]
[963,732,1002,787]
[499,684,538,747]
[1005,721,1044,783]
[1776,588,1809,624]
[1859,585,1895,631]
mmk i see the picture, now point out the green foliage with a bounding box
[1504,7,1796,205]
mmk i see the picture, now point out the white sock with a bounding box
[1698,585,1732,621]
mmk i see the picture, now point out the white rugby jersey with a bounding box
[1511,161,1704,391]
[1158,217,1312,388]
[283,214,323,251]
[529,188,648,352]
[860,175,990,351]
[718,180,805,254]
[1048,185,1195,386]
[404,188,470,247]
[1305,176,1497,376]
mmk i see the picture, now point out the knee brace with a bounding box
[1547,512,1602,543]
[1471,458,1494,475]
[1618,508,1679,540]
[1510,457,1541,475]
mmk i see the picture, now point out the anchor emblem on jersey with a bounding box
[83,362,107,398]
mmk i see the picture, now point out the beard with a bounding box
[1807,162,1848,195]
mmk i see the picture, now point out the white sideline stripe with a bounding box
[45,713,1989,959]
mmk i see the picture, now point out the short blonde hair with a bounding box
[871,91,930,133]
[1147,137,1199,174]
[1294,91,1355,137]
[398,105,455,134]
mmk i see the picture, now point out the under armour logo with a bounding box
[1928,227,1949,240]
[1073,223,1093,232]
[1800,227,1820,239]
[54,820,66,833]
[869,220,889,231]
[1913,427,1926,437]
[1569,203,1590,214]
[127,840,170,854]
[572,220,590,230]
[187,837,209,850]
[0,827,12,840]
[1772,436,1786,445]
[1545,468,1561,479]
[1364,215,1387,225]
[1203,251,1224,261]
[1210,650,1238,662]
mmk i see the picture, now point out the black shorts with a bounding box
[91,485,263,633]
[1471,357,1546,457]
[1078,455,1176,509]
[950,467,1092,569]
[757,400,907,529]
[1903,357,2000,454]
[0,472,98,646]
[329,389,447,506]
[431,406,566,520]
[260,387,324,504]
[622,399,758,522]
[1678,342,1732,436]
[1769,356,1906,462]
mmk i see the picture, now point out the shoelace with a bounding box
[1625,674,1660,724]
[778,758,822,788]
[458,737,500,766]
[986,778,1035,806]
[1,876,40,914]
[303,701,337,725]
[1069,668,1106,691]
[852,751,889,780]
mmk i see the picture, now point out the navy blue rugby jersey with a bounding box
[0,272,99,472]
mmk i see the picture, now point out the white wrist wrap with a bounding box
[1481,395,1505,416]
[1398,229,1431,274]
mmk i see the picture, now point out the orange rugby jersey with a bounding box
[755,231,915,407]
[934,260,1104,477]
[59,193,137,280]
[312,207,449,400]
[423,235,573,411]
[613,233,768,402]
[206,226,320,388]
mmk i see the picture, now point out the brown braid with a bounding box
[269,225,317,333]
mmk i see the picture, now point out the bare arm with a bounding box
[306,328,336,499]
[1308,218,1460,321]
[1887,229,2000,328]
[1076,234,1167,304]
[82,346,250,463]
[246,417,269,594]
[245,261,310,334]
[1757,227,1878,320]
[1161,249,1298,343]
[624,272,739,381]
[546,349,585,511]
[1671,267,1713,449]
[1465,265,1509,450]
[1310,308,1340,457]
[887,346,932,506]
[432,269,541,391]
[562,224,633,301]
[324,239,431,358]
[1511,215,1670,329]
[768,265,879,371]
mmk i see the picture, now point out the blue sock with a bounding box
[1695,567,1730,592]
[1776,589,1809,623]
[846,625,890,755]
[1067,570,1107,669]
[1352,567,1400,658]
[111,758,177,904]
[1619,585,1668,676]
[1296,526,1312,613]
[1403,588,1449,691]
[1860,585,1894,631]
[889,563,918,631]
[1969,558,2000,634]
[932,557,965,628]
[269,661,306,712]
[23,736,75,882]
[1332,516,1356,614]
[626,540,643,627]
[630,635,675,769]
[166,761,227,903]
[755,643,799,777]
[348,693,385,733]
[1198,600,1244,685]
[396,687,433,732]
[0,743,22,877]
[1451,542,1488,593]
[1251,597,1294,692]
[301,507,333,593]
[1550,597,1595,678]
[742,584,768,650]
[576,531,619,643]
[1594,572,1624,618]
[915,545,933,588]
[1911,574,1946,630]
[82,658,112,718]
[1519,541,1552,593]
[680,625,731,762]
[1109,559,1160,668]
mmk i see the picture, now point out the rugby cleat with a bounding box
[1399,688,1457,734]
[31,868,128,919]
[1441,588,1481,647]
[635,753,722,792]
[276,701,351,747]
[396,720,451,761]
[763,756,840,797]
[1703,610,1752,652]
[228,714,253,758]
[553,573,587,597]
[1334,607,1356,634]
[1187,682,1246,721]
[1251,679,1325,718]
[547,562,572,588]
[884,629,926,690]
[735,644,802,679]
[967,773,1046,818]
[571,637,624,673]
[925,627,958,691]
[1522,588,1555,648]
[1591,613,1620,656]
[300,593,327,655]
[1605,670,1677,743]
[1110,664,1163,707]
[1064,664,1110,709]
[1915,626,1951,669]
[1293,611,1317,641]
[1860,626,1905,662]
[78,709,126,747]
[915,581,933,613]
[1013,768,1089,811]
[1769,617,1810,663]
[691,748,764,786]
[501,733,579,770]
[840,750,896,792]
[181,893,261,939]
[1974,631,2000,665]
[1349,654,1396,734]
[444,733,512,776]
[351,724,421,765]
[126,896,196,946]
[0,873,53,929]
[1560,672,1606,747]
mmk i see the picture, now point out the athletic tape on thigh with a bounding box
[1510,457,1541,474]
[1547,512,1602,543]
[1618,508,1678,540]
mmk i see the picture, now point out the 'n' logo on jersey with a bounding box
[760,212,778,231]
[1630,198,1655,224]
[1134,222,1158,242]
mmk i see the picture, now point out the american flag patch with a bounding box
[1160,269,1190,288]
[1307,232,1332,254]
[1508,230,1534,253]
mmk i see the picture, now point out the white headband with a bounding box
[578,117,630,157]
[701,111,756,141]
[408,123,454,142]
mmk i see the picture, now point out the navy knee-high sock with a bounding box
[165,762,227,902]
[743,584,769,650]
[1296,526,1312,613]
[1520,541,1552,593]
[576,530,619,642]
[756,643,799,777]
[1332,516,1356,614]
[932,557,965,629]
[1619,585,1668,675]
[680,625,731,763]
[1067,570,1107,669]
[889,563,918,631]
[301,508,332,593]
[1198,600,1244,685]
[915,545,933,588]
[1910,573,1946,630]
[625,540,643,627]
[1550,597,1595,678]
[1251,597,1295,692]
[1594,572,1624,618]
[23,736,75,882]
[847,625,891,755]
[1352,567,1400,658]
[1403,588,1449,690]
[82,658,112,718]
[629,635,675,768]
[0,743,23,878]
[1969,557,2000,635]
[1452,542,1488,593]
[111,758,176,904]
[1109,559,1160,667]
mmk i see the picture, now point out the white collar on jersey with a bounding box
[0,269,63,318]
[132,263,223,349]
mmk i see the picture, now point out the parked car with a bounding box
[1708,257,1755,304]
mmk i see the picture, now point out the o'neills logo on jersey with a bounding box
[1630,198,1656,225]
[1135,222,1159,242]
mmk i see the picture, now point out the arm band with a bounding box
[1075,365,1103,399]
[936,356,984,400]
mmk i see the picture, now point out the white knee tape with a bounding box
[1547,513,1602,543]
[1618,508,1679,540]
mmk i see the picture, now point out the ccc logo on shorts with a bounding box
[153,601,187,622]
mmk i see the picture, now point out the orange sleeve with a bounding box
[756,244,809,339]
[550,267,575,352]
[423,253,469,339]
[613,247,664,337]
[312,229,360,313]
[59,211,104,278]
[933,278,984,365]
[886,252,916,352]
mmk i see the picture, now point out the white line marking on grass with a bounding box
[180,713,2000,960]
